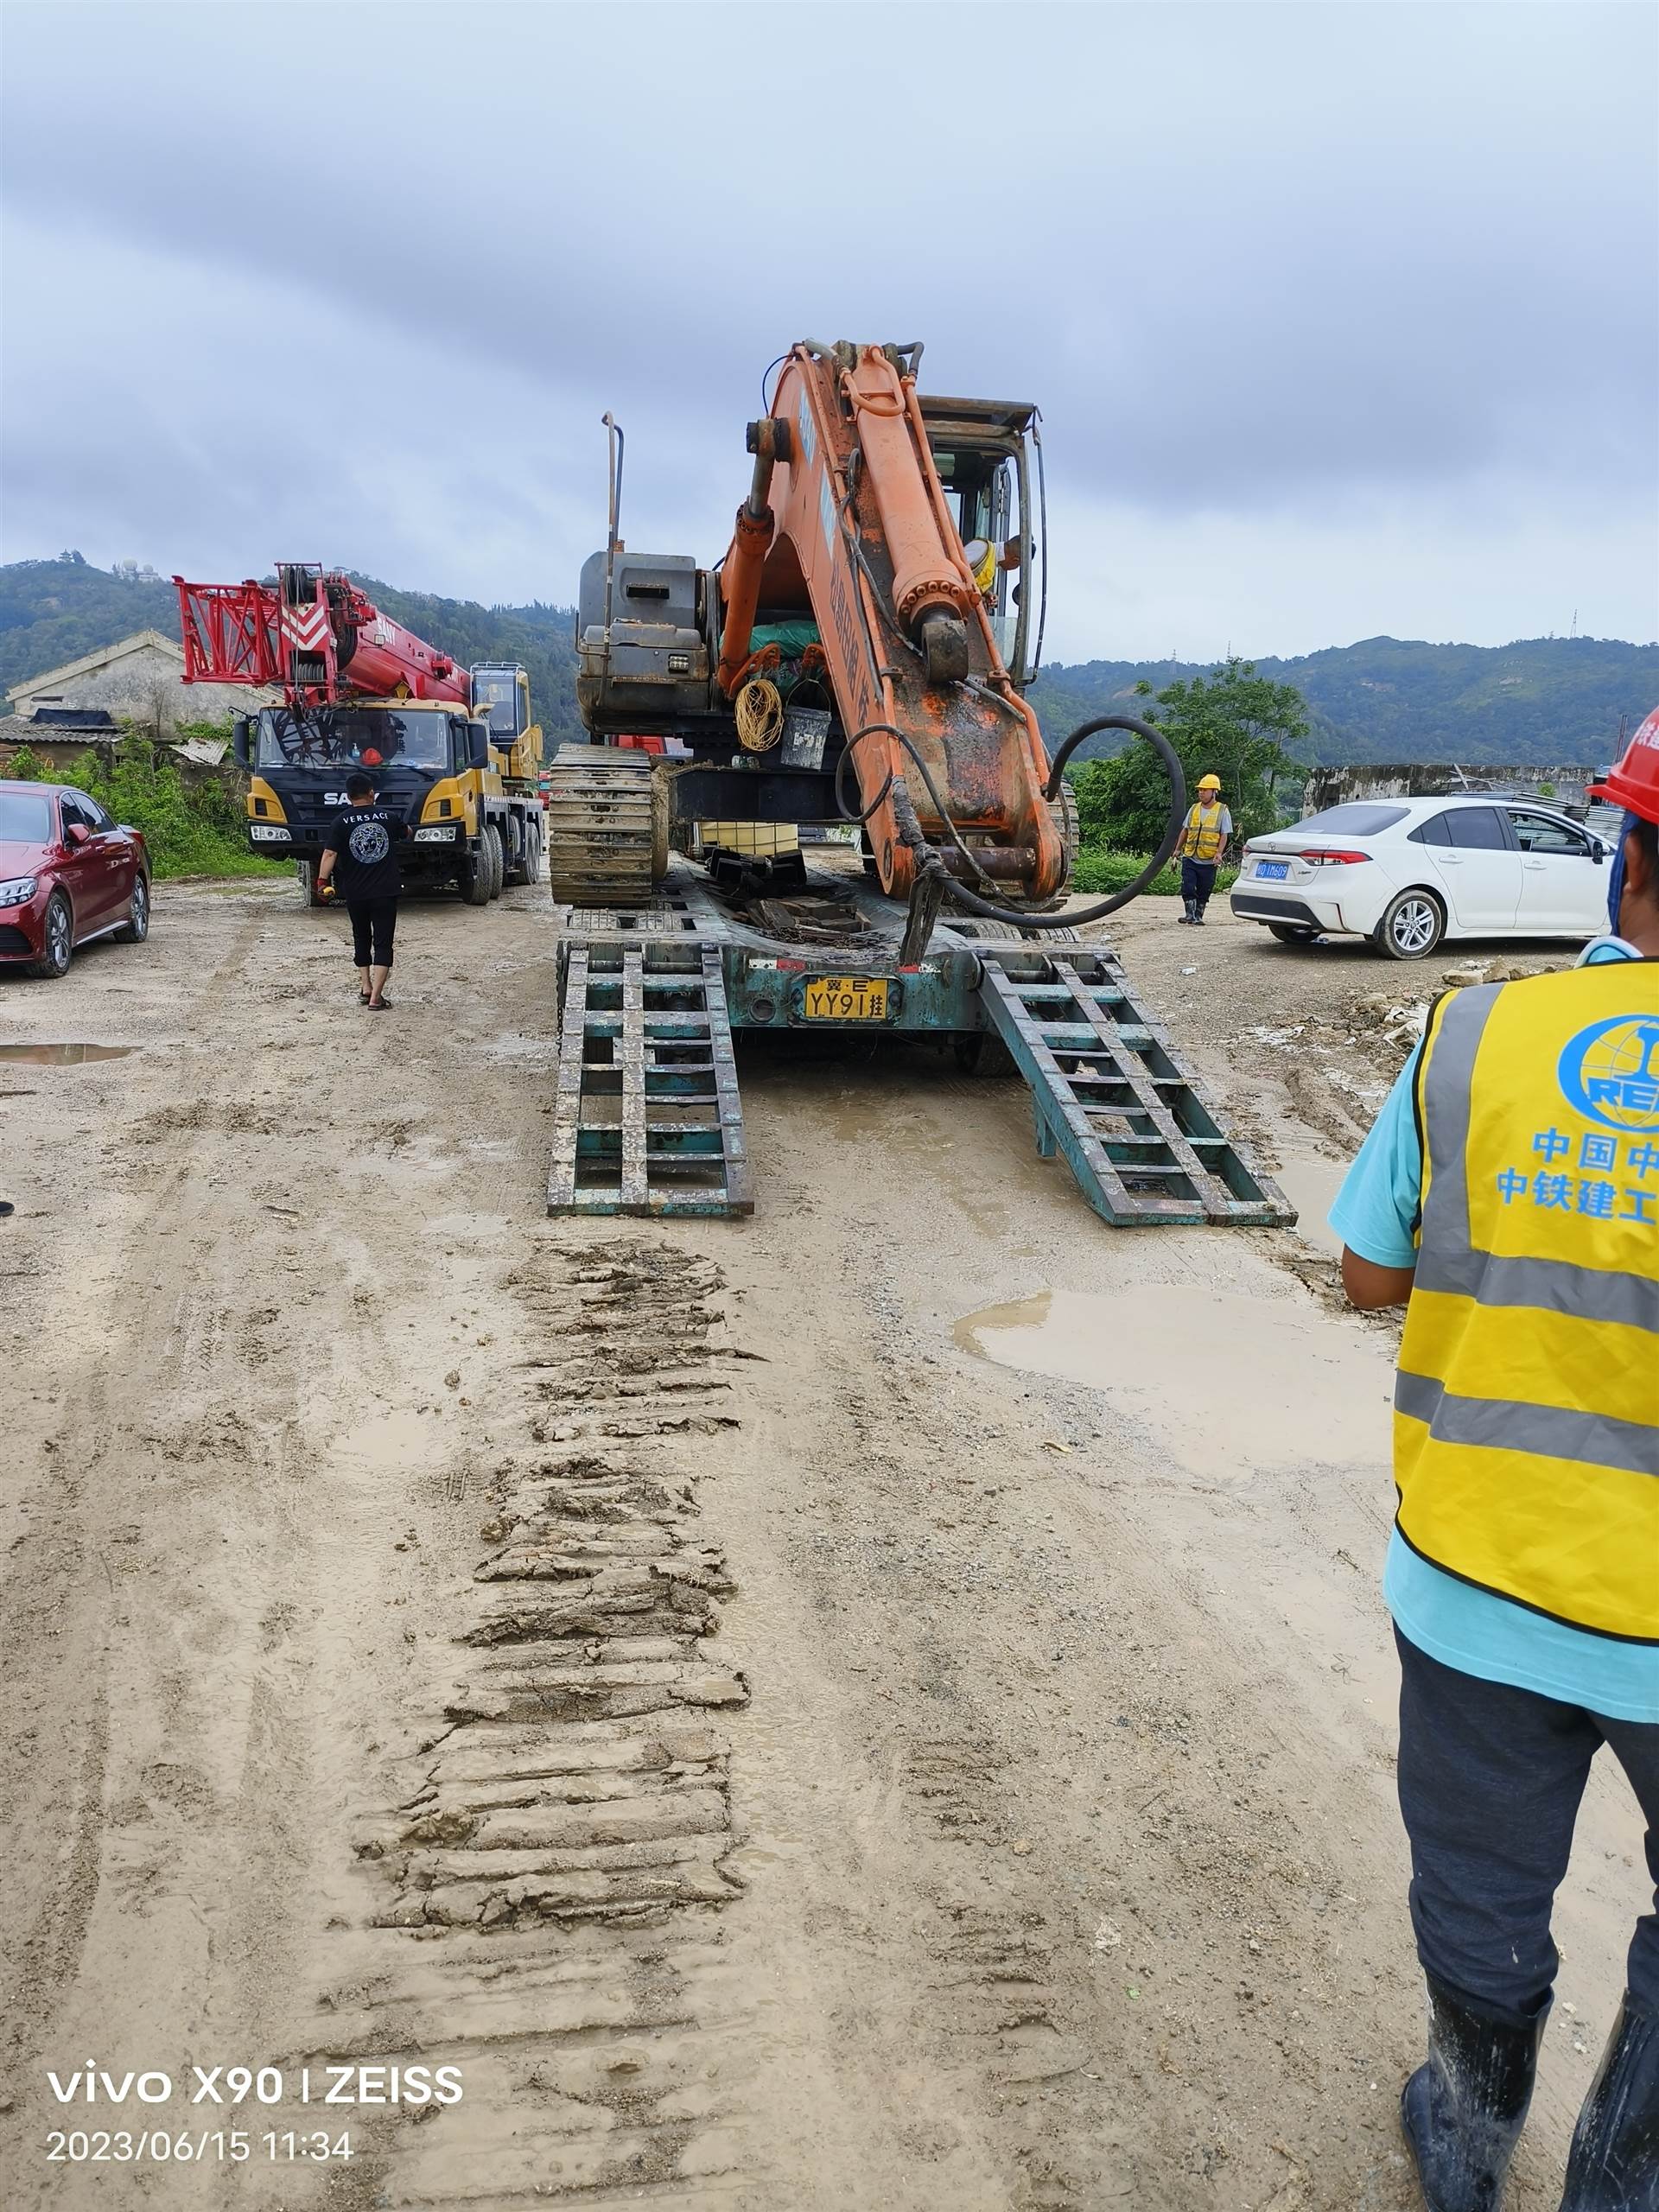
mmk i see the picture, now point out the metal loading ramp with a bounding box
[547,942,753,1217]
[977,949,1294,1227]
[546,874,1293,1230]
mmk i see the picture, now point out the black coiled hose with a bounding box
[837,713,1187,929]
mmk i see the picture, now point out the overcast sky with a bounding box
[3,1,1655,663]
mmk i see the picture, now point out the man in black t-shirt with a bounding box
[317,772,409,1010]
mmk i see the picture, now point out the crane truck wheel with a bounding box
[462,833,493,906]
[523,815,543,886]
[485,825,505,900]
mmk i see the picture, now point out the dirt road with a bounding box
[0,880,1645,2211]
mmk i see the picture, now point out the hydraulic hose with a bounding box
[835,713,1187,929]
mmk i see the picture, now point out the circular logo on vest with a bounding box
[348,820,391,867]
[1558,1014,1659,1131]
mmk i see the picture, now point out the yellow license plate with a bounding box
[803,975,889,1022]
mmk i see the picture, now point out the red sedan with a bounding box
[0,780,151,980]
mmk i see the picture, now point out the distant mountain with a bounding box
[0,556,584,748]
[3,556,1654,765]
[1027,635,1659,766]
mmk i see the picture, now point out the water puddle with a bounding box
[0,1042,137,1065]
[954,1283,1391,1471]
[1273,1151,1349,1258]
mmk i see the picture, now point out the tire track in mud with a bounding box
[323,1242,760,2211]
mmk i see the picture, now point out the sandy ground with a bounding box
[0,877,1646,2212]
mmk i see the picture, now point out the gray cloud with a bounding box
[3,1,1655,658]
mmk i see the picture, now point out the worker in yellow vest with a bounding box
[1176,773,1231,924]
[1330,708,1659,2211]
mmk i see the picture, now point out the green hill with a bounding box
[3,556,1653,765]
[1027,634,1659,766]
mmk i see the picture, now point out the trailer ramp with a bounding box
[977,948,1293,1228]
[547,942,753,1217]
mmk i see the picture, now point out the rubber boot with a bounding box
[1558,1997,1659,2210]
[1402,1974,1548,2212]
[1194,903,1208,925]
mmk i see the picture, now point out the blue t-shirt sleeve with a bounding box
[1327,1042,1425,1268]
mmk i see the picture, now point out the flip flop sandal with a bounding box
[368,998,392,1012]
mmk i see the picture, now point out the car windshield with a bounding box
[0,791,52,842]
[253,707,452,772]
[1292,804,1410,837]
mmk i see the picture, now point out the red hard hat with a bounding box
[1598,705,1659,823]
[361,747,383,766]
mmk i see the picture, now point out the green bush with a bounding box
[1071,848,1240,899]
[56,734,283,880]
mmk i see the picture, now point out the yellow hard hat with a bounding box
[1198,773,1222,791]
[965,538,997,595]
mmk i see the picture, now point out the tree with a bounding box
[1067,657,1310,853]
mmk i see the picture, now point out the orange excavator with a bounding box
[562,339,1173,933]
[550,340,1289,1231]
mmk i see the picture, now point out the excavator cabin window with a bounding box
[926,435,1034,684]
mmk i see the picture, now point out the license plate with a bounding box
[1255,860,1289,880]
[803,975,889,1022]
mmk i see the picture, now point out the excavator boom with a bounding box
[713,341,1065,905]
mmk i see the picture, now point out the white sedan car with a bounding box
[1230,797,1614,960]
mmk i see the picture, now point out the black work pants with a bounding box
[1180,858,1217,912]
[1395,1628,1659,2030]
[347,896,397,969]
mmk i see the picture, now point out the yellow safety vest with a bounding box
[1398,964,1659,1642]
[1182,803,1226,862]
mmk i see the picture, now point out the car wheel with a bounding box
[30,892,73,980]
[486,825,505,900]
[1374,888,1445,961]
[116,874,150,943]
[1268,921,1317,945]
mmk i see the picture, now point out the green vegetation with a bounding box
[1028,634,1659,766]
[5,728,283,880]
[1070,658,1308,854]
[1069,849,1239,899]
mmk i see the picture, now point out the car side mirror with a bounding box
[469,723,492,770]
[232,717,251,768]
[65,822,91,848]
[1592,844,1605,864]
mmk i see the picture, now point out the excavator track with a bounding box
[543,747,658,907]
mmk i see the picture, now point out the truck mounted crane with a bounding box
[544,339,1293,1235]
[174,563,544,906]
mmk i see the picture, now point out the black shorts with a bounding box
[346,896,397,968]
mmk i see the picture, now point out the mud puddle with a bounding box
[1274,1148,1351,1257]
[0,1041,137,1065]
[954,1281,1392,1471]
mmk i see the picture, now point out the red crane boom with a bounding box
[173,563,468,708]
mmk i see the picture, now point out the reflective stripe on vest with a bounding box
[1397,967,1659,1642]
[1185,804,1225,861]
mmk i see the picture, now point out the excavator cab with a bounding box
[918,397,1045,690]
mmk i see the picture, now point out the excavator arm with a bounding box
[713,341,1065,906]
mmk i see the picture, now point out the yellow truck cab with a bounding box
[234,665,545,906]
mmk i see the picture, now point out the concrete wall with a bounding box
[1305,762,1602,812]
[9,645,257,732]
